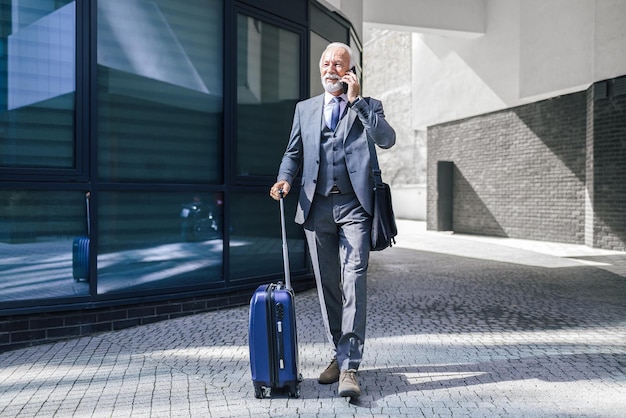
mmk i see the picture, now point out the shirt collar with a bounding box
[324,92,347,105]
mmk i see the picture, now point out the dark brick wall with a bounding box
[428,77,626,251]
[588,78,626,250]
[428,92,587,244]
[0,293,246,352]
[0,279,315,352]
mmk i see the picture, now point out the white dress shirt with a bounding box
[324,92,348,129]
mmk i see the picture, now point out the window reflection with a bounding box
[97,0,223,183]
[230,191,306,281]
[180,195,223,242]
[0,190,89,301]
[0,0,75,168]
[310,31,327,97]
[98,0,210,95]
[97,191,224,294]
[236,15,300,177]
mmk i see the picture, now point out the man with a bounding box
[269,42,396,398]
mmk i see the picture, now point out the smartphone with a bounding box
[342,66,357,94]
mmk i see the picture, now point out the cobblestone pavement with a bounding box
[1,221,625,417]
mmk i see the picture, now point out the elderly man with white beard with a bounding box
[269,42,396,398]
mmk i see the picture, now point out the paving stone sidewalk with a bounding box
[1,221,625,417]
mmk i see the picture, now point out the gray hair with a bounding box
[319,42,354,69]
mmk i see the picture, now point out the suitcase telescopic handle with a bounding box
[278,190,292,291]
[85,192,91,236]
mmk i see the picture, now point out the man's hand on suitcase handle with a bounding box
[270,180,291,201]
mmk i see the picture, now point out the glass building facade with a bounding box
[0,0,360,326]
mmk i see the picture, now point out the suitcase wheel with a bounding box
[253,384,265,399]
[287,383,300,398]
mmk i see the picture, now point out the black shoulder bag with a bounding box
[367,138,398,251]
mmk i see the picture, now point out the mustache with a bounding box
[324,74,341,82]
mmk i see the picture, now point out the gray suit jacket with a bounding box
[277,94,396,224]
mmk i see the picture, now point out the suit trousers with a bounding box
[303,191,371,371]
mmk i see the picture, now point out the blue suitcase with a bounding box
[72,193,91,282]
[248,191,301,398]
[72,236,90,281]
[249,282,300,398]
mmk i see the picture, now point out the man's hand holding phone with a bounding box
[341,66,360,104]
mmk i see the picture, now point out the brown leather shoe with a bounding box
[338,369,361,398]
[318,358,340,384]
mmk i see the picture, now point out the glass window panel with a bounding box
[0,190,89,302]
[0,0,75,168]
[97,191,223,294]
[236,15,300,177]
[349,32,362,71]
[310,31,327,97]
[97,0,223,183]
[230,191,306,281]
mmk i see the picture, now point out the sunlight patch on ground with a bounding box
[401,371,488,384]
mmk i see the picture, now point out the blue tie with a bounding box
[330,97,342,131]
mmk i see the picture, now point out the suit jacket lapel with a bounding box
[303,94,357,143]
[342,105,358,142]
[305,94,325,144]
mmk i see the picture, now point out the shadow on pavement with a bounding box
[299,351,626,406]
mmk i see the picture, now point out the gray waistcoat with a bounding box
[316,120,354,196]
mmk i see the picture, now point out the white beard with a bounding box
[321,76,343,94]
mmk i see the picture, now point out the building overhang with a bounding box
[363,0,486,39]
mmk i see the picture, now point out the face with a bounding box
[319,47,350,94]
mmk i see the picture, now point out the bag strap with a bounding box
[362,97,385,188]
[367,138,384,188]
